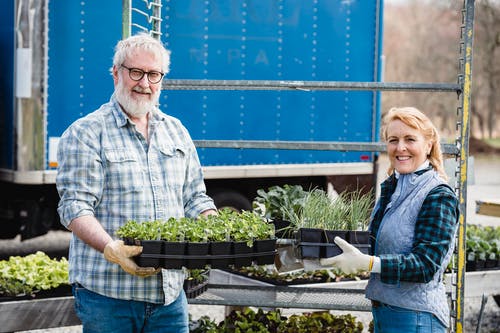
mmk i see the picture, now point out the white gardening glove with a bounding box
[104,240,160,277]
[319,237,373,274]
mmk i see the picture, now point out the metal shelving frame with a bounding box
[190,283,372,312]
[124,1,475,332]
[122,0,162,39]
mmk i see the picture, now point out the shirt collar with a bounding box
[110,94,129,128]
[394,160,430,179]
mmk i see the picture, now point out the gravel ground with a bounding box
[2,154,500,332]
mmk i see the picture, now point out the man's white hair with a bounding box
[111,33,171,74]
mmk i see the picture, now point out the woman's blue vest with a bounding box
[365,169,456,327]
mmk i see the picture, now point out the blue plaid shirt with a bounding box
[370,167,459,284]
[56,95,216,303]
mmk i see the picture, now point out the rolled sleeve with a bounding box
[182,142,216,217]
[56,121,103,228]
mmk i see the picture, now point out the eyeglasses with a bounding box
[120,64,164,84]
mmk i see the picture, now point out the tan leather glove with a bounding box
[103,240,159,277]
[319,237,373,274]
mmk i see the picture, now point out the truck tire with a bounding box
[211,190,252,212]
[494,294,500,307]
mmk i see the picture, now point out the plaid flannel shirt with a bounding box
[56,95,216,303]
[370,167,459,284]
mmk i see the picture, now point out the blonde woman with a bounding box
[321,107,459,332]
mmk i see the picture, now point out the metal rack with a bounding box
[3,269,499,332]
[124,1,476,332]
[122,0,162,39]
[191,284,371,312]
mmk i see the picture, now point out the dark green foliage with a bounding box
[188,308,364,333]
[253,185,309,221]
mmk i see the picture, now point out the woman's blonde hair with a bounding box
[381,107,447,180]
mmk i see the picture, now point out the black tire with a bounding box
[211,190,252,212]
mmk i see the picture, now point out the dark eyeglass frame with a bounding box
[120,64,164,84]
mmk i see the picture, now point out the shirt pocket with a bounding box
[104,148,144,193]
[158,145,188,190]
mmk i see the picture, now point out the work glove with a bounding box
[104,240,159,277]
[319,237,373,274]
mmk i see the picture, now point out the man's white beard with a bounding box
[115,79,160,118]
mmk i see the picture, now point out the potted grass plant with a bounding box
[283,188,373,259]
[344,189,373,253]
[291,189,349,258]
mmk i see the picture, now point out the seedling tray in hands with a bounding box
[295,228,371,259]
[128,238,277,269]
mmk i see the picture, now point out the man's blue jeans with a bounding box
[72,283,188,333]
[372,302,447,333]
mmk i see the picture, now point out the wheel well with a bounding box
[209,189,253,212]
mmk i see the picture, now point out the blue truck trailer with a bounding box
[0,0,384,239]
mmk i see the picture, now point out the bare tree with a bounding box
[383,0,460,137]
[383,0,500,139]
[473,0,500,138]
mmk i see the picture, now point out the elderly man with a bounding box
[56,33,216,332]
